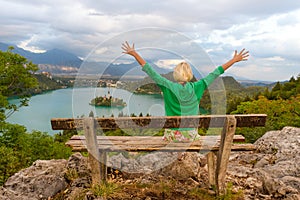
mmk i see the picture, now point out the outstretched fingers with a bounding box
[238,49,249,61]
[121,42,128,52]
[122,41,135,54]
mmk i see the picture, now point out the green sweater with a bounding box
[142,63,224,116]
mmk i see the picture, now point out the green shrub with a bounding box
[0,122,72,186]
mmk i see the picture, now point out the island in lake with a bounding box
[90,91,127,108]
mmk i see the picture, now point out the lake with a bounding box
[7,87,165,135]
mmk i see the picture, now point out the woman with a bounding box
[122,41,249,142]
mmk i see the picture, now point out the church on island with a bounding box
[90,91,127,108]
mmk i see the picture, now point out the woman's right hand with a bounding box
[121,41,146,66]
[122,41,136,56]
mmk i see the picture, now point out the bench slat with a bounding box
[68,143,256,152]
[65,135,254,152]
[51,114,267,130]
[66,135,245,146]
[68,134,245,141]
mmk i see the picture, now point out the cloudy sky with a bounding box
[1,0,300,81]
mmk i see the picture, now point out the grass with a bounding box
[64,168,79,182]
[189,182,244,200]
[91,181,120,198]
[96,178,244,199]
[53,178,245,199]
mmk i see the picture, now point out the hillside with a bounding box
[11,74,68,97]
[211,76,244,91]
[31,74,67,94]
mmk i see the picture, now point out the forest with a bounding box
[0,48,299,185]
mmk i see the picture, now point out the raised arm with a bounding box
[221,49,249,71]
[122,41,146,67]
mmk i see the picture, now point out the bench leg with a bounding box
[84,117,107,185]
[215,116,236,195]
[207,151,217,187]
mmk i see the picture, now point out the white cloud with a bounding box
[228,63,294,81]
[197,8,300,81]
[18,35,47,53]
[155,59,185,70]
[204,9,300,56]
[95,47,109,55]
[263,56,285,62]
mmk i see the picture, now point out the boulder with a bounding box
[107,151,204,181]
[158,152,202,181]
[63,153,92,200]
[228,126,300,199]
[0,159,67,200]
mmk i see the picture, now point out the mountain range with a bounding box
[0,42,82,67]
[0,42,274,86]
[0,42,169,77]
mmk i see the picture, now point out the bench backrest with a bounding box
[51,114,267,130]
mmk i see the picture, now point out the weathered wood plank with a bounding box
[66,142,256,152]
[207,152,217,186]
[67,135,246,143]
[65,134,254,153]
[65,135,245,146]
[51,114,267,130]
[215,116,236,195]
[83,118,106,184]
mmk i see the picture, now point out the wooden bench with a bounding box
[51,114,266,195]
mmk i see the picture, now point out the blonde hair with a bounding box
[173,62,193,82]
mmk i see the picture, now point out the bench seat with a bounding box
[66,135,255,152]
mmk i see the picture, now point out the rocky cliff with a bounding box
[0,127,299,199]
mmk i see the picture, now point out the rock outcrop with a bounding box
[227,126,300,200]
[0,126,299,199]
